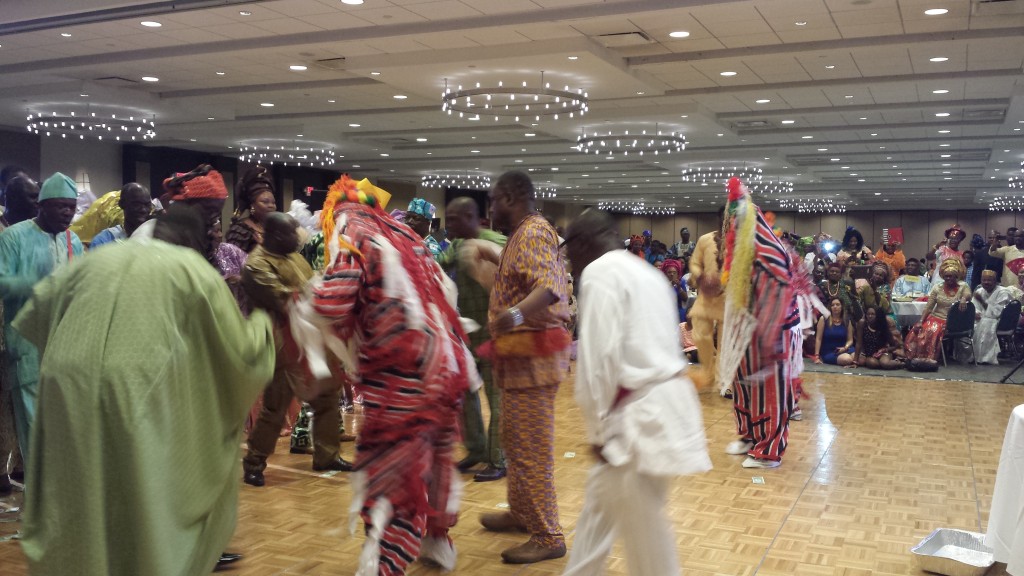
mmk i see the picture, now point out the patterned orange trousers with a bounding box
[501,385,564,548]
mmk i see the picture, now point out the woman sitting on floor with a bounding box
[813,297,856,366]
[855,305,905,370]
[905,258,972,363]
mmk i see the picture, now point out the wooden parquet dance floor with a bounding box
[2,369,1022,575]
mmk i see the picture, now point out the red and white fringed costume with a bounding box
[719,177,800,463]
[311,177,476,575]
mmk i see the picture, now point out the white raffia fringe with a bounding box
[419,536,457,572]
[717,301,757,397]
[379,234,426,330]
[354,495,394,576]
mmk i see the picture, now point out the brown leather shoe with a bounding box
[500,541,566,564]
[479,512,528,533]
[340,433,357,442]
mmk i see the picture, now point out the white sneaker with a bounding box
[419,535,457,571]
[742,456,781,469]
[790,408,803,421]
[725,439,754,455]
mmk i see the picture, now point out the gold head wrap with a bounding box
[939,257,965,280]
[982,269,997,280]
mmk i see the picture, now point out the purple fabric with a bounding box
[214,243,251,315]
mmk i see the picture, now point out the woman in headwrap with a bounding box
[818,262,862,322]
[905,258,971,361]
[227,166,277,253]
[930,224,966,284]
[627,234,645,257]
[857,262,897,327]
[874,240,905,286]
[836,226,873,268]
[661,258,687,323]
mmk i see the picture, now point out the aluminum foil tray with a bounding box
[911,529,995,576]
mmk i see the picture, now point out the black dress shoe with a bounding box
[456,456,481,472]
[313,457,353,472]
[243,470,264,487]
[473,466,507,482]
[289,446,312,455]
[215,552,243,571]
[0,474,11,495]
[9,470,23,482]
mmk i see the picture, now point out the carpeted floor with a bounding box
[803,358,1024,384]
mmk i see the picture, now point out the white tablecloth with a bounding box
[986,404,1024,575]
[892,301,927,327]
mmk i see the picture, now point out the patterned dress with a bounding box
[488,213,570,550]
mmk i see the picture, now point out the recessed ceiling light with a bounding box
[141,76,159,82]
[795,21,807,26]
[717,133,724,137]
[328,99,336,103]
[933,89,949,94]
[720,71,737,77]
[930,56,948,62]
[349,123,360,127]
[525,133,536,137]
[844,95,854,99]
[801,135,813,139]
[941,154,951,158]
[831,158,840,161]
[781,120,795,124]
[939,143,950,147]
[216,71,225,75]
[870,133,878,136]
[207,117,215,120]
[60,32,72,37]
[370,71,381,76]
[817,148,828,151]
[680,115,688,118]
[935,112,950,117]
[825,65,835,69]
[380,153,389,157]
[416,137,427,142]
[858,179,866,182]
[859,117,868,120]
[938,129,950,133]
[636,91,645,95]
[352,164,360,168]
[669,31,690,38]
[189,138,197,142]
[567,56,578,60]
[924,8,948,15]
[239,11,251,16]
[755,99,771,104]
[260,102,274,107]
[393,94,407,99]
[841,166,851,169]
[296,134,303,137]
[342,0,364,4]
[140,21,162,27]
[470,150,480,153]
[289,65,307,71]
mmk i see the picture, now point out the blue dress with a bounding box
[820,320,853,364]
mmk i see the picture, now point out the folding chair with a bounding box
[995,299,1023,360]
[941,302,976,367]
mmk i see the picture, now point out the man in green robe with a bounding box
[0,172,83,466]
[12,205,276,576]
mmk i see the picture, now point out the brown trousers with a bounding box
[244,356,340,472]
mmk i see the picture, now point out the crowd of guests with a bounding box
[0,159,1020,575]
[627,219,1024,373]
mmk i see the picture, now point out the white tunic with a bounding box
[576,249,711,477]
[973,285,1013,365]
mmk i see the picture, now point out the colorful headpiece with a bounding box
[38,172,77,201]
[320,174,393,266]
[661,258,683,277]
[944,224,966,240]
[163,165,228,201]
[406,198,436,220]
[389,209,406,222]
[982,269,997,280]
[939,257,965,279]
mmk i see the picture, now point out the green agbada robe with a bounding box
[12,239,276,576]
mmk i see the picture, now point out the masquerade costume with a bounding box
[717,178,799,466]
[310,176,473,575]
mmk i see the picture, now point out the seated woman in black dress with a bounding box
[855,305,905,370]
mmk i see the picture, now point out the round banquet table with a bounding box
[985,403,1024,575]
[892,301,927,327]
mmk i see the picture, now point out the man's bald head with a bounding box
[263,212,299,255]
[445,196,481,240]
[564,208,620,276]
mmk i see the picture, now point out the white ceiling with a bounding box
[1,0,1023,211]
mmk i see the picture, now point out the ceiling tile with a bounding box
[401,1,484,20]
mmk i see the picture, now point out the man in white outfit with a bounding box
[561,209,712,576]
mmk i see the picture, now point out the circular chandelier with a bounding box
[1010,176,1023,190]
[27,111,156,141]
[989,195,1024,211]
[420,173,491,189]
[777,197,846,213]
[238,140,336,167]
[681,166,763,185]
[750,180,795,194]
[597,201,675,216]
[441,72,588,123]
[574,126,685,157]
[535,184,558,199]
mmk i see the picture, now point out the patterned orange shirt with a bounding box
[489,213,570,389]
